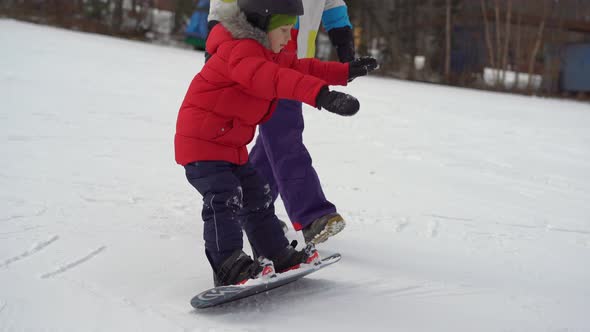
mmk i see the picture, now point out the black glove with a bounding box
[348,57,378,82]
[316,87,360,117]
[328,26,355,63]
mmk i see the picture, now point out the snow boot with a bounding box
[212,250,263,287]
[302,212,346,245]
[270,241,320,273]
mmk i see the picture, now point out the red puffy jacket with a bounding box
[175,13,349,166]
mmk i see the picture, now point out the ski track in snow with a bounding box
[394,217,410,232]
[0,235,59,268]
[0,207,48,223]
[545,225,590,235]
[40,246,107,279]
[60,276,186,330]
[78,194,143,206]
[0,225,44,238]
[427,220,439,238]
[376,284,485,300]
[348,277,484,300]
[426,213,473,222]
[0,215,25,222]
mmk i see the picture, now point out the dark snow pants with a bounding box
[185,161,288,270]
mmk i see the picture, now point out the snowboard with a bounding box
[190,253,341,309]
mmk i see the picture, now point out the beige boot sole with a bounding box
[309,216,346,245]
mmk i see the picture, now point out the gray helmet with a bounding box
[237,0,304,17]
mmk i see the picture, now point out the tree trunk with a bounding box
[480,0,495,81]
[445,0,452,84]
[77,0,84,14]
[527,5,548,94]
[514,13,522,90]
[493,0,501,87]
[543,4,565,95]
[113,0,124,32]
[500,0,512,88]
[408,0,418,81]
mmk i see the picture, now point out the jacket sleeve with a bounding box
[227,40,328,107]
[322,1,352,31]
[322,1,355,62]
[276,52,349,86]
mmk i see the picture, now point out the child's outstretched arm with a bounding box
[228,40,331,107]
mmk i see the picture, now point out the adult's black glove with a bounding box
[316,87,360,117]
[348,57,378,82]
[328,26,355,63]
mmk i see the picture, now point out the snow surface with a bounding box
[1,19,590,332]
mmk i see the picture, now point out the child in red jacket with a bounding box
[175,0,377,286]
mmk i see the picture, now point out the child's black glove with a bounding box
[348,57,378,82]
[316,87,360,116]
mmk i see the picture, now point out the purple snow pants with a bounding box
[249,99,336,231]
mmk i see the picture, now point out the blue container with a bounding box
[185,0,210,40]
[562,43,590,92]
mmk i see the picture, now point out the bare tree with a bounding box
[113,0,124,32]
[445,0,452,83]
[174,0,195,34]
[135,0,154,32]
[500,0,512,87]
[480,0,496,78]
[493,0,502,86]
[514,13,522,90]
[527,1,549,93]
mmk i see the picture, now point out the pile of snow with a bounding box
[483,67,543,90]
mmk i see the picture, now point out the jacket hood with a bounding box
[206,11,270,55]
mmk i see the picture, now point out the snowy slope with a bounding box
[1,19,590,332]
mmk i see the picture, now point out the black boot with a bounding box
[270,241,313,273]
[212,250,262,287]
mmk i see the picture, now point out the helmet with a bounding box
[237,0,304,17]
